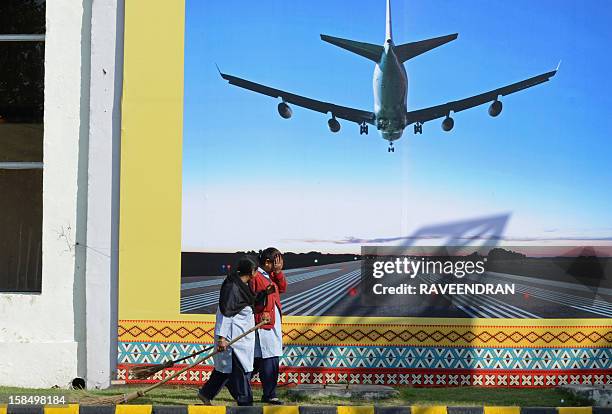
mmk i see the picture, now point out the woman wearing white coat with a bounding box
[198,256,271,406]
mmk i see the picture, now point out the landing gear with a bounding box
[414,122,423,134]
[388,142,395,153]
[360,122,369,135]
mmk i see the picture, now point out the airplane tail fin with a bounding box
[394,33,458,62]
[320,34,384,62]
[386,0,393,42]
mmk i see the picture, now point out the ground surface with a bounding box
[0,386,592,406]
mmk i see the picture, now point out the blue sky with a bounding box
[182,0,612,253]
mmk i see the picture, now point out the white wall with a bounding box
[84,0,122,389]
[0,0,121,388]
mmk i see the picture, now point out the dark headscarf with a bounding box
[219,255,272,317]
[219,271,255,317]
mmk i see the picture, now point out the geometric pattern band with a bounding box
[117,365,612,388]
[119,342,612,371]
[119,320,612,348]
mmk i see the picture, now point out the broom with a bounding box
[130,287,277,380]
[81,320,268,405]
[129,344,215,380]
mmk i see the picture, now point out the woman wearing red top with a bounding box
[249,248,287,404]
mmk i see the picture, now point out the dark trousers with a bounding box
[253,356,279,400]
[199,353,253,406]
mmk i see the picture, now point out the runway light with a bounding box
[348,287,358,297]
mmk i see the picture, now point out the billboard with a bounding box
[117,0,612,388]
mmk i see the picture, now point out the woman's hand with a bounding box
[272,254,284,274]
[261,312,271,323]
[217,337,229,352]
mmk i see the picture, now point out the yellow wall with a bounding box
[119,0,210,321]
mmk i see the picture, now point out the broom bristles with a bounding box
[129,362,172,380]
[80,392,140,406]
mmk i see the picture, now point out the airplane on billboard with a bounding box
[219,0,558,152]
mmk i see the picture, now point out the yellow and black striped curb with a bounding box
[1,406,611,414]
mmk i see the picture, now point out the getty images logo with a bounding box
[372,256,487,279]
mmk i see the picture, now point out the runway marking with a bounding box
[181,277,225,291]
[285,268,343,284]
[453,294,540,319]
[281,270,358,314]
[480,273,612,315]
[283,269,361,316]
[180,267,343,312]
[424,271,612,318]
[180,291,219,311]
[465,272,612,317]
[481,295,541,318]
[313,276,361,316]
[181,267,341,291]
[487,270,612,297]
[511,284,612,318]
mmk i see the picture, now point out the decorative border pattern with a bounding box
[118,320,612,348]
[118,321,215,343]
[119,343,612,371]
[116,364,612,387]
[282,324,612,348]
[118,320,612,388]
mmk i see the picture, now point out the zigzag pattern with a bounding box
[283,327,612,346]
[118,342,612,371]
[118,324,215,341]
[118,321,612,347]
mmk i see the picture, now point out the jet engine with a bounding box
[277,102,292,119]
[328,117,341,133]
[442,116,454,132]
[488,100,503,117]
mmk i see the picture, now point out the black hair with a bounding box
[236,255,258,276]
[257,247,281,265]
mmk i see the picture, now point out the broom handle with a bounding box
[171,344,215,365]
[139,320,267,395]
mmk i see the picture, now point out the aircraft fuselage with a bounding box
[373,40,408,141]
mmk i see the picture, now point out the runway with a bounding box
[180,260,612,318]
[180,267,342,312]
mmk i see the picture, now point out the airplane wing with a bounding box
[406,68,558,125]
[220,72,376,125]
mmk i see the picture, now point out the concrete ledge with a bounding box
[447,408,483,414]
[374,407,411,414]
[80,407,116,414]
[299,407,337,414]
[1,406,611,414]
[288,386,399,401]
[560,386,612,408]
